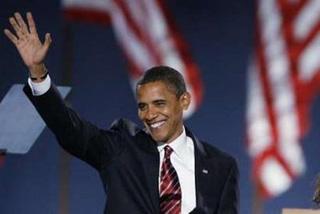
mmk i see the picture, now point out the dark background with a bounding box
[0,0,320,213]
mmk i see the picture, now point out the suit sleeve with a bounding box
[217,158,239,214]
[24,83,124,170]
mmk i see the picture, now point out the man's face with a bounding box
[136,81,190,144]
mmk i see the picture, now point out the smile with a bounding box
[149,121,165,129]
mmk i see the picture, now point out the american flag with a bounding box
[247,0,320,198]
[62,0,203,117]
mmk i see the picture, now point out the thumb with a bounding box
[38,33,52,61]
[43,33,52,50]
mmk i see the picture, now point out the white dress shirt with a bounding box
[157,127,196,214]
[27,75,51,96]
[29,76,197,213]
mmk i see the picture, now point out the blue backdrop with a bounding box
[1,0,320,213]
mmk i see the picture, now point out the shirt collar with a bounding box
[157,126,187,158]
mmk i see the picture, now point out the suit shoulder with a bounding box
[109,118,142,136]
[201,141,237,165]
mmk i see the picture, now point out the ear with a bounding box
[179,92,191,111]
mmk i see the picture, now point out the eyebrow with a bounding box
[153,99,166,103]
[137,99,166,106]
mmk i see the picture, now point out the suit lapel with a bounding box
[136,131,160,214]
[186,128,219,213]
[137,127,222,213]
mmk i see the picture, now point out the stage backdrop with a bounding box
[1,0,320,213]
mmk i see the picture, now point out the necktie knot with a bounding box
[164,145,173,159]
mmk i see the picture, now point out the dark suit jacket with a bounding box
[24,84,239,214]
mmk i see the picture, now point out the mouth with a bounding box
[148,120,166,129]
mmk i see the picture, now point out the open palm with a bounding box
[4,12,51,69]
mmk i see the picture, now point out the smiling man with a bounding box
[5,12,239,214]
[136,67,190,144]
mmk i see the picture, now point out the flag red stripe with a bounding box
[114,0,162,65]
[63,0,203,116]
[249,0,304,198]
[155,0,203,107]
[63,7,111,25]
[249,0,320,198]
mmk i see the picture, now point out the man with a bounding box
[4,12,239,214]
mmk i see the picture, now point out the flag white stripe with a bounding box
[247,60,272,157]
[249,0,320,198]
[125,0,146,31]
[261,157,292,195]
[63,0,109,11]
[107,1,156,71]
[137,0,197,117]
[294,0,320,40]
[259,0,304,176]
[298,33,320,81]
[63,0,203,118]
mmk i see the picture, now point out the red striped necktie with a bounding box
[159,145,182,214]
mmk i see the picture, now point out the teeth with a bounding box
[150,121,165,128]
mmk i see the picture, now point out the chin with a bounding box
[150,133,167,143]
[151,135,163,143]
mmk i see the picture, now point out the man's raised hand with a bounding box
[4,12,51,78]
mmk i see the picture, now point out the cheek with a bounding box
[172,106,183,117]
[138,111,144,120]
[168,108,182,124]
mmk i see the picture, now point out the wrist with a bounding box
[29,70,48,82]
[28,64,48,83]
[28,63,46,76]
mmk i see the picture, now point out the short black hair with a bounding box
[136,65,187,97]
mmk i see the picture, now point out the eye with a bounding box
[154,100,166,107]
[138,103,147,111]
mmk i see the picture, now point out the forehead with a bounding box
[136,81,176,101]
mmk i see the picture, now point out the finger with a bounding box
[9,16,24,38]
[41,33,52,56]
[43,33,52,48]
[26,12,38,36]
[14,12,29,34]
[4,29,18,45]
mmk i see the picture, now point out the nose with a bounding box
[145,106,157,121]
